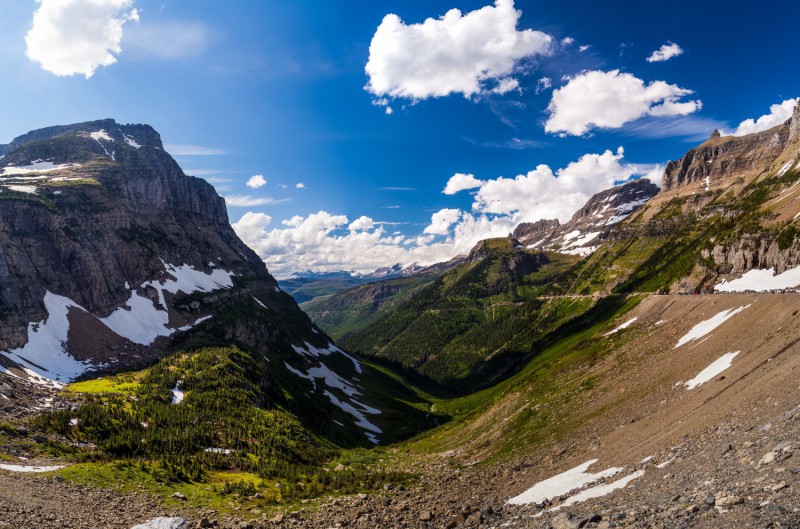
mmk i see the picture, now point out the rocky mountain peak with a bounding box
[789,100,800,144]
[512,179,658,256]
[663,106,800,193]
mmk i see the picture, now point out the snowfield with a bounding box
[507,459,623,505]
[673,305,749,348]
[715,266,800,292]
[0,262,234,385]
[685,351,740,390]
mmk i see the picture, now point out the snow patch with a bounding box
[715,267,800,292]
[558,470,644,508]
[124,135,142,149]
[507,459,624,505]
[323,390,382,442]
[0,464,65,473]
[4,185,37,194]
[90,130,113,143]
[1,263,235,384]
[1,160,74,176]
[673,305,749,348]
[171,382,184,404]
[292,341,362,374]
[605,317,637,336]
[253,297,267,309]
[0,292,94,386]
[685,351,739,390]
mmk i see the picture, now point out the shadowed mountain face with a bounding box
[0,119,431,447]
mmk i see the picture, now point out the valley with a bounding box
[1,105,800,528]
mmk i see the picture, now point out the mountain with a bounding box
[512,178,659,256]
[0,119,429,449]
[300,256,465,339]
[339,238,581,388]
[278,262,451,304]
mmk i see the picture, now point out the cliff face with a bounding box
[0,119,392,444]
[0,122,287,370]
[663,103,800,193]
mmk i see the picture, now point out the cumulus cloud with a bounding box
[443,173,484,194]
[424,209,462,235]
[246,174,266,189]
[233,148,658,277]
[25,0,139,78]
[646,42,684,63]
[471,147,640,221]
[364,0,553,101]
[579,45,591,52]
[348,216,375,231]
[233,211,454,277]
[295,183,306,189]
[729,97,798,136]
[535,76,552,94]
[545,70,701,136]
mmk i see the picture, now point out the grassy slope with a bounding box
[339,242,581,388]
[300,273,439,339]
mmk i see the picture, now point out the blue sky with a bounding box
[1,0,798,277]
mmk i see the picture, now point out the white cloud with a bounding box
[424,209,462,235]
[25,0,139,78]
[124,21,212,59]
[246,174,266,189]
[561,37,574,46]
[225,195,288,207]
[348,216,375,231]
[729,97,798,136]
[233,211,454,277]
[472,147,639,221]
[646,42,683,63]
[545,70,702,136]
[535,76,552,94]
[165,144,228,156]
[234,148,658,277]
[578,45,591,52]
[443,173,484,194]
[365,0,553,101]
[295,183,306,189]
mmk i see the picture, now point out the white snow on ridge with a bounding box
[563,231,600,250]
[124,135,142,149]
[0,464,65,473]
[606,198,650,225]
[605,317,637,336]
[685,351,739,390]
[1,263,235,384]
[292,341,362,374]
[507,459,624,505]
[1,160,75,176]
[323,390,382,442]
[715,266,800,292]
[673,305,749,349]
[90,130,113,143]
[103,263,234,346]
[1,292,93,386]
[4,185,37,194]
